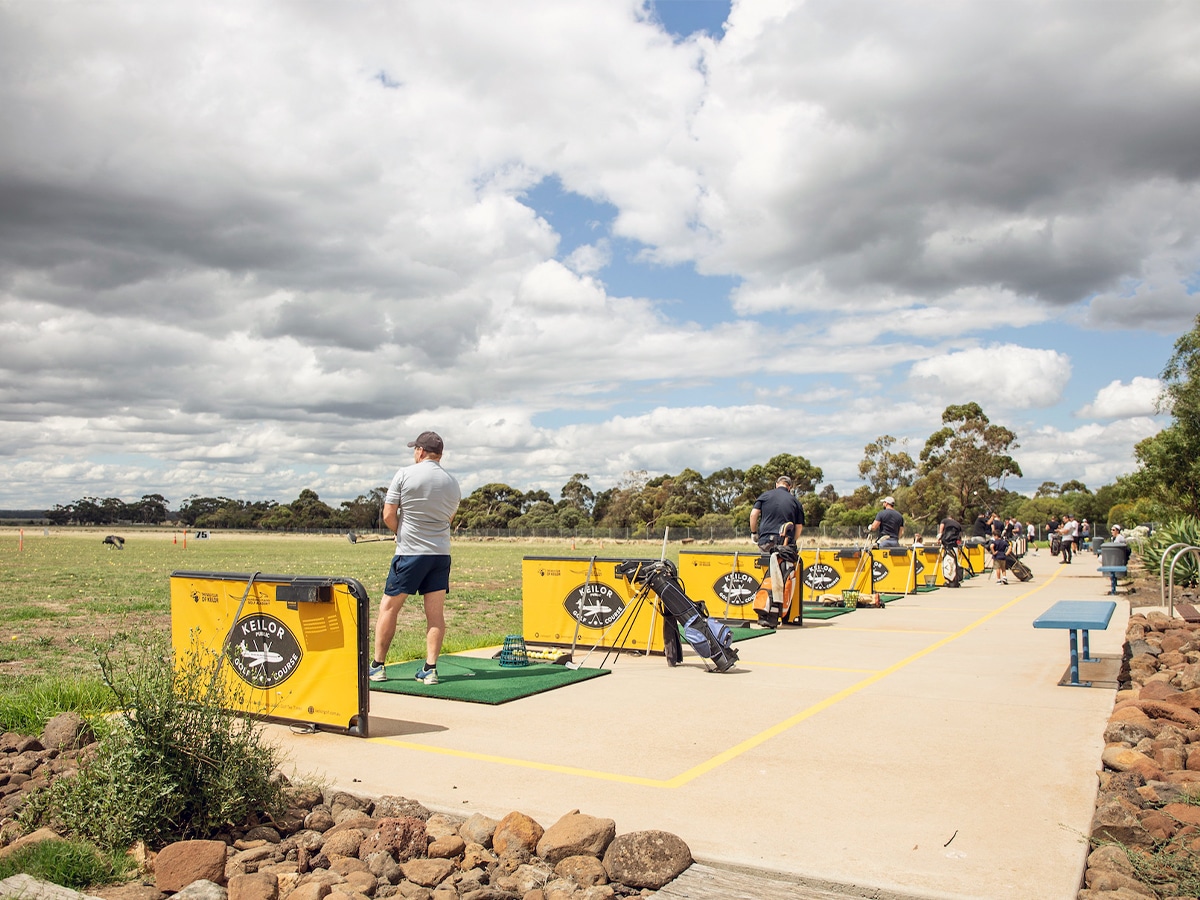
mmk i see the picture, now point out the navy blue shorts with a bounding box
[384,554,451,597]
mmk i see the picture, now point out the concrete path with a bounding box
[265,547,1128,900]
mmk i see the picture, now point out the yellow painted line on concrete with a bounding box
[661,567,1064,788]
[369,738,671,786]
[369,569,1063,788]
[742,660,881,674]
[832,627,955,635]
[894,607,999,612]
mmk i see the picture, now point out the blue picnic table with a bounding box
[1032,600,1117,687]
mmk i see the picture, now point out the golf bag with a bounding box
[1050,532,1062,557]
[1009,557,1033,582]
[615,560,739,672]
[753,544,800,627]
[940,541,962,587]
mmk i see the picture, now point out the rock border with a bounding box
[0,721,693,900]
[1081,610,1200,900]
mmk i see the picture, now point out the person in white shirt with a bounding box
[369,431,462,685]
[1058,514,1079,564]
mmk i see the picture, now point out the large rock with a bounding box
[1102,746,1164,782]
[284,884,329,900]
[602,831,691,890]
[285,784,325,810]
[1105,718,1157,745]
[554,855,608,887]
[459,813,498,848]
[303,808,335,833]
[427,835,465,859]
[227,872,278,900]
[156,840,229,891]
[40,713,94,751]
[1083,868,1157,897]
[364,849,402,885]
[372,796,430,820]
[424,814,463,841]
[492,812,544,857]
[1092,797,1155,849]
[320,828,364,860]
[328,792,373,819]
[1086,844,1135,876]
[172,880,228,900]
[399,858,453,888]
[358,817,428,863]
[536,812,615,864]
[1130,700,1200,727]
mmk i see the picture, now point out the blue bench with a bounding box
[1032,600,1117,687]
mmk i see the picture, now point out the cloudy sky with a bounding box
[1,0,1198,510]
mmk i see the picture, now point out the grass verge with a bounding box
[0,674,115,735]
[0,839,134,888]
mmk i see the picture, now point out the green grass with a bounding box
[0,529,728,678]
[0,674,116,734]
[0,839,134,888]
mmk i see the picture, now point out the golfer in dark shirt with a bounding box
[937,516,963,548]
[749,475,805,551]
[868,496,904,547]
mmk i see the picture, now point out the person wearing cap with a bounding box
[749,474,804,552]
[1058,513,1078,564]
[990,530,1012,584]
[369,431,462,685]
[868,496,904,548]
[1110,523,1131,565]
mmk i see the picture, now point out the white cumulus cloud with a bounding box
[906,345,1072,409]
[1077,377,1165,419]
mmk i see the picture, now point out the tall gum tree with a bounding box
[1131,313,1200,518]
[916,403,1022,521]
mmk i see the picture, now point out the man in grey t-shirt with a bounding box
[369,431,462,685]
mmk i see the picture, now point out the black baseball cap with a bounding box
[407,431,444,454]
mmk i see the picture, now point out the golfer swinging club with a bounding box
[369,431,461,685]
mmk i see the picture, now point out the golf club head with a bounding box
[347,532,357,544]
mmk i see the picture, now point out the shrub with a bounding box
[1140,517,1200,588]
[19,631,286,853]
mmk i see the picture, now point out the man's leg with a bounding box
[422,590,447,666]
[374,592,409,665]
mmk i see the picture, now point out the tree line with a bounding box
[34,406,1129,536]
[41,314,1200,537]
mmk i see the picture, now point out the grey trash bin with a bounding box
[1092,537,1103,553]
[1100,542,1129,569]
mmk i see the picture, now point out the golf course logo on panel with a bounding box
[224,614,303,688]
[713,571,759,606]
[564,582,625,629]
[803,563,839,591]
[872,559,889,581]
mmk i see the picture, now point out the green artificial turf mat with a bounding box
[726,625,776,640]
[798,604,855,619]
[368,657,609,704]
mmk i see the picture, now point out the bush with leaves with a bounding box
[1139,517,1200,589]
[20,631,286,853]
